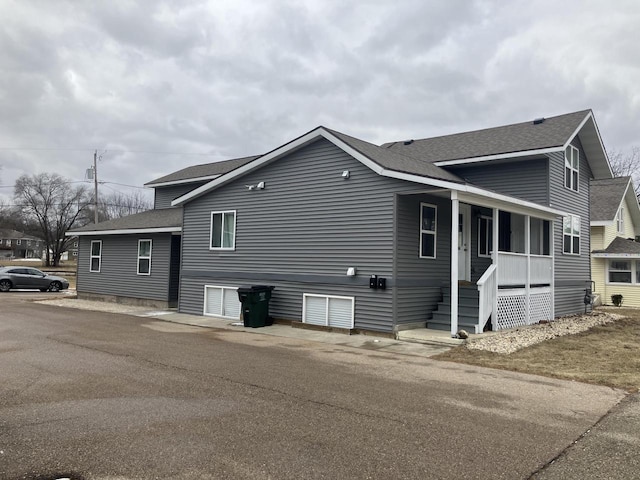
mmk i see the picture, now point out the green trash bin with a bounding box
[237,285,274,328]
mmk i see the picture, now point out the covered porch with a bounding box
[445,191,562,336]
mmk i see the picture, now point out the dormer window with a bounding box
[564,145,579,192]
[617,207,625,234]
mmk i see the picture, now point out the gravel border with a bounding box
[466,310,625,354]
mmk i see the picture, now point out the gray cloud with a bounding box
[0,0,639,203]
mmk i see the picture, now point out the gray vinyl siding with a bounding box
[549,137,593,316]
[154,182,207,209]
[179,139,446,332]
[394,194,452,326]
[77,233,173,301]
[452,157,549,205]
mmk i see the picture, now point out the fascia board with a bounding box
[145,175,221,188]
[592,253,640,258]
[68,227,182,236]
[433,147,562,167]
[591,221,614,226]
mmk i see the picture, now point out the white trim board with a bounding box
[68,227,181,236]
[145,174,221,188]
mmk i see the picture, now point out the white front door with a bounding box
[458,205,471,281]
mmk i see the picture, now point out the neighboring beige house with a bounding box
[591,176,640,306]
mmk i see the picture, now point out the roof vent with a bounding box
[533,117,545,125]
[403,139,414,145]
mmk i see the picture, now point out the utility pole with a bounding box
[93,150,99,224]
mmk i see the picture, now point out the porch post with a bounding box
[492,208,499,330]
[550,221,555,320]
[525,215,531,324]
[451,191,459,337]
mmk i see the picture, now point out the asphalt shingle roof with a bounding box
[590,177,631,222]
[326,128,465,183]
[381,110,591,163]
[68,208,182,233]
[145,156,260,186]
[592,236,640,255]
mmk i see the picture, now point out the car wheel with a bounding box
[0,280,11,292]
[48,281,62,292]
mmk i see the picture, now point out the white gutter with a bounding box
[67,227,182,236]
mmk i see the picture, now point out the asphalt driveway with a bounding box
[0,295,628,479]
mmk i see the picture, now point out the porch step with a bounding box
[427,314,479,333]
[435,303,479,317]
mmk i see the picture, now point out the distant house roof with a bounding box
[381,109,612,180]
[67,208,182,236]
[590,176,640,232]
[591,177,632,222]
[592,236,640,256]
[145,155,261,187]
[0,229,42,242]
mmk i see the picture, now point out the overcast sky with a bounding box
[1,0,639,203]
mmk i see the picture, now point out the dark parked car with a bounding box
[0,267,69,292]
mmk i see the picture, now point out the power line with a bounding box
[0,146,219,156]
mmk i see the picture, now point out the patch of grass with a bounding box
[434,309,640,392]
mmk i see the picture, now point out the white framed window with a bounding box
[210,211,236,250]
[478,216,493,258]
[608,260,635,284]
[90,240,102,272]
[419,203,437,259]
[203,285,241,318]
[72,251,78,257]
[137,239,152,275]
[616,207,625,234]
[303,293,355,329]
[564,145,579,192]
[562,215,580,255]
[73,241,78,248]
[16,239,21,245]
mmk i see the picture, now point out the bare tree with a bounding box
[100,190,152,220]
[14,173,90,266]
[609,146,640,194]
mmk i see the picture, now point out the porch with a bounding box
[396,189,563,337]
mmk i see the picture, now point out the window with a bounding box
[90,240,102,272]
[73,241,78,248]
[564,145,579,192]
[609,260,632,283]
[72,251,78,257]
[210,211,236,250]
[419,203,437,258]
[478,216,493,258]
[16,239,21,245]
[137,239,152,275]
[617,207,625,234]
[530,218,551,255]
[562,215,580,255]
[204,286,241,318]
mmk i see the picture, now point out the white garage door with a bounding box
[303,294,354,329]
[204,286,241,319]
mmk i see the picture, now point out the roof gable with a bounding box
[591,176,640,230]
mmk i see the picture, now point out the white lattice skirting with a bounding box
[496,287,552,330]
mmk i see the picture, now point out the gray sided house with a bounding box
[67,156,258,308]
[171,109,611,336]
[69,109,612,337]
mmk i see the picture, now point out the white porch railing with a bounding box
[476,264,497,333]
[498,252,552,286]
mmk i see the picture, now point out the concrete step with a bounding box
[396,329,464,346]
[428,313,479,334]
